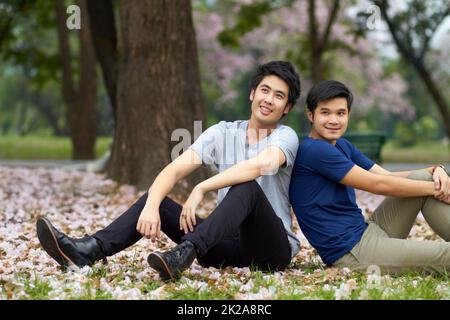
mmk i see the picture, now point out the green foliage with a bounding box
[0,66,65,135]
[394,122,416,147]
[414,116,438,141]
[1,0,61,87]
[218,2,272,48]
[218,0,293,49]
[394,116,439,147]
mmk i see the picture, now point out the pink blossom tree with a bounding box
[193,0,415,132]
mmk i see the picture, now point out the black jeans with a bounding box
[92,180,292,271]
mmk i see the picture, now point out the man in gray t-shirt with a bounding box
[190,120,300,258]
[36,61,302,281]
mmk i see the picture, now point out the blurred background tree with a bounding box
[0,0,448,188]
[194,0,419,134]
[371,0,450,146]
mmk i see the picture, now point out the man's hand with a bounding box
[432,167,450,202]
[438,195,450,205]
[136,205,161,242]
[180,186,205,234]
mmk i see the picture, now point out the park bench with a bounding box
[299,132,387,163]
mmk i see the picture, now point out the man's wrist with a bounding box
[432,164,447,175]
[195,183,207,194]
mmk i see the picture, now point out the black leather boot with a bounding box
[36,217,106,269]
[147,240,197,281]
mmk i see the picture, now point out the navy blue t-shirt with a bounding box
[289,137,375,266]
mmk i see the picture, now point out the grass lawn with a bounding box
[0,136,113,160]
[11,266,449,300]
[0,136,448,163]
[1,158,449,300]
[382,141,449,163]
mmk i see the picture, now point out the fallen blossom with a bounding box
[0,167,446,300]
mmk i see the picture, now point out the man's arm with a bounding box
[145,149,203,208]
[369,163,434,178]
[369,163,449,197]
[137,149,202,240]
[195,146,286,194]
[178,146,288,233]
[341,164,439,198]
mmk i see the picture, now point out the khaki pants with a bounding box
[333,170,450,275]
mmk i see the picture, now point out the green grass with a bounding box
[165,282,237,300]
[23,276,52,300]
[67,282,114,300]
[0,136,112,160]
[382,141,450,163]
[0,135,448,163]
[6,267,449,300]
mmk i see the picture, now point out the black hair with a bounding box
[249,61,301,107]
[306,80,353,113]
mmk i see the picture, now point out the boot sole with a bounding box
[147,252,175,281]
[36,217,77,269]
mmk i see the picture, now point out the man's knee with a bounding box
[407,170,432,182]
[229,180,259,193]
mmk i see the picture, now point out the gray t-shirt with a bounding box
[189,120,300,257]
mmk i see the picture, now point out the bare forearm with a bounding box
[345,165,445,198]
[146,165,178,209]
[389,167,434,178]
[376,175,436,197]
[197,160,263,194]
[144,149,201,210]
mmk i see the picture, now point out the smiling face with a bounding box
[307,97,349,145]
[249,75,292,128]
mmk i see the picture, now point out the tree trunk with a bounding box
[86,0,118,124]
[308,0,340,84]
[56,0,97,159]
[108,0,206,189]
[308,0,323,84]
[70,0,97,159]
[414,61,450,141]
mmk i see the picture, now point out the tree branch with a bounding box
[418,8,449,61]
[308,0,318,49]
[86,0,117,122]
[376,0,419,64]
[319,0,340,51]
[56,0,76,102]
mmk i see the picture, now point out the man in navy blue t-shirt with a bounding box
[289,80,450,275]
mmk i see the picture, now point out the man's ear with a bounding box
[306,109,314,123]
[249,89,255,102]
[283,103,293,114]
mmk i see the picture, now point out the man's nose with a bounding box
[264,94,274,105]
[328,114,339,123]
